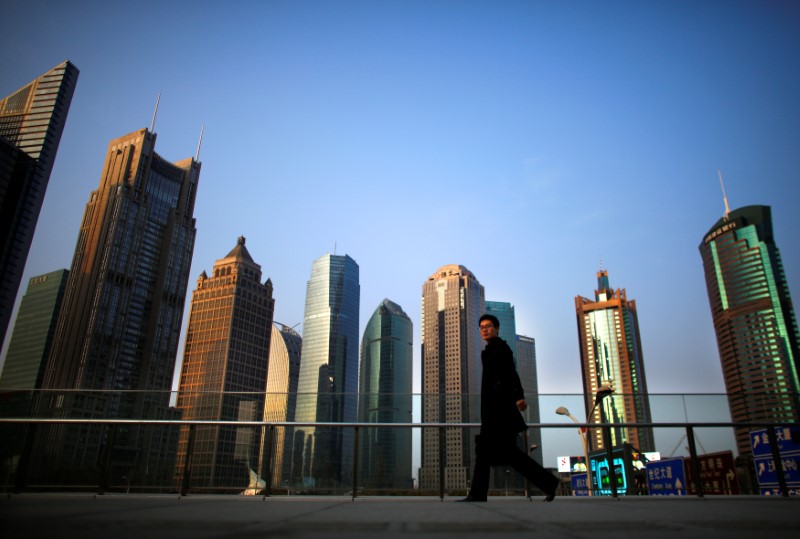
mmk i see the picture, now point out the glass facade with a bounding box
[575,270,655,453]
[420,264,484,490]
[0,61,78,349]
[485,301,519,363]
[295,254,360,489]
[174,237,275,491]
[0,270,69,390]
[700,205,800,457]
[516,334,544,465]
[27,127,200,487]
[261,323,302,488]
[358,299,413,490]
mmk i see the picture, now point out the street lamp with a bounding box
[555,406,591,495]
[556,383,615,496]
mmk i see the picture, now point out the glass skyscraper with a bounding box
[261,322,302,488]
[419,264,484,491]
[295,253,360,489]
[700,205,800,457]
[26,126,200,487]
[358,299,413,490]
[516,335,543,465]
[575,269,654,453]
[0,269,69,481]
[0,61,78,349]
[0,269,69,390]
[175,237,275,491]
[485,301,519,364]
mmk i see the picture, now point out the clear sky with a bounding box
[2,0,799,407]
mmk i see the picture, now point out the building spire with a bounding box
[195,124,204,161]
[150,93,160,132]
[718,169,731,221]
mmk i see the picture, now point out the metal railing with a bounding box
[0,416,796,498]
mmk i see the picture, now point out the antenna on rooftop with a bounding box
[150,94,161,132]
[195,124,204,161]
[718,170,731,221]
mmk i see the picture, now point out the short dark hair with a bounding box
[479,314,499,329]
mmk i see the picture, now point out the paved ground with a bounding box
[2,494,799,538]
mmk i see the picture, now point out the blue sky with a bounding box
[2,0,799,408]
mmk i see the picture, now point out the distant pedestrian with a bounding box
[458,314,559,502]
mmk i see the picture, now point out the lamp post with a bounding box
[555,406,591,495]
[556,383,615,496]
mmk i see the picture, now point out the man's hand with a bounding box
[516,399,527,411]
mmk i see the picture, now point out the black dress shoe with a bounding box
[543,491,556,502]
[456,496,487,502]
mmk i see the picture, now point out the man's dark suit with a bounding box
[466,336,559,500]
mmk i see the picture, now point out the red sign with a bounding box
[684,450,740,495]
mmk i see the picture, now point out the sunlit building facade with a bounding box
[420,264,484,490]
[0,61,78,349]
[28,126,200,487]
[358,299,413,490]
[295,254,360,489]
[575,269,655,453]
[260,322,302,488]
[175,237,275,491]
[700,205,800,456]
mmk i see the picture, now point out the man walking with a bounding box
[458,314,559,502]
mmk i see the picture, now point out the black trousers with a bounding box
[468,433,559,499]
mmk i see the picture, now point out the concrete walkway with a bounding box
[2,494,799,538]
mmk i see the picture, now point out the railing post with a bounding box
[523,430,530,500]
[766,426,789,498]
[352,425,359,501]
[98,423,116,495]
[180,424,195,497]
[686,426,703,498]
[262,424,274,498]
[439,426,445,501]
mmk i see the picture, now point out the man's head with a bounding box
[479,314,499,341]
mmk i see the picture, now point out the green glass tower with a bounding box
[0,269,69,390]
[358,299,413,490]
[700,205,800,456]
[295,253,360,489]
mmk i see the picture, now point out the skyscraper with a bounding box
[175,237,275,491]
[419,264,484,491]
[295,253,360,489]
[0,269,69,390]
[0,61,78,349]
[0,269,68,481]
[700,205,800,456]
[575,269,654,453]
[29,126,200,486]
[261,322,302,488]
[516,334,544,465]
[485,301,519,363]
[358,299,413,490]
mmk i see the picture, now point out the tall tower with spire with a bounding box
[575,268,654,453]
[175,237,275,491]
[700,204,800,457]
[28,126,200,487]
